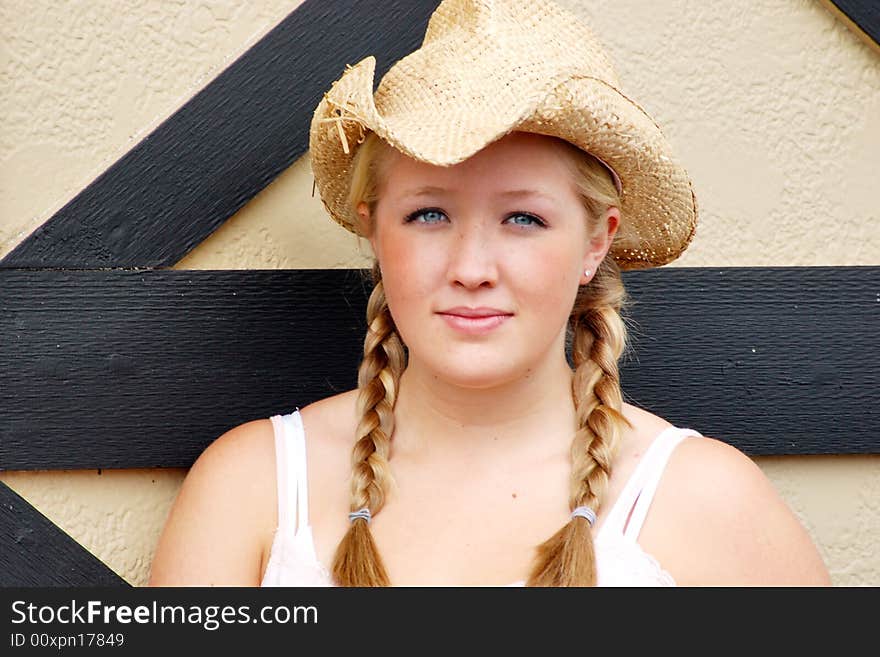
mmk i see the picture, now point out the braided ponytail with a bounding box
[331,263,406,586]
[526,256,630,586]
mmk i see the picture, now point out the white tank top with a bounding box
[261,410,701,587]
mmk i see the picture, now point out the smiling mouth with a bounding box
[438,306,513,318]
[437,311,512,335]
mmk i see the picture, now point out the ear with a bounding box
[356,201,376,247]
[581,206,620,282]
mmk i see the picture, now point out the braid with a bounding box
[526,256,630,586]
[331,265,406,586]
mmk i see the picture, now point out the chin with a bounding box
[427,355,528,390]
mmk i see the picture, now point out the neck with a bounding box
[390,350,578,461]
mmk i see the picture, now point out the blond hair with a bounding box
[332,131,631,586]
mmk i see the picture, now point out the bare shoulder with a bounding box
[298,389,362,471]
[642,433,831,586]
[183,418,277,506]
[148,418,277,586]
[198,418,277,470]
[620,402,675,454]
[299,388,360,444]
[298,388,362,479]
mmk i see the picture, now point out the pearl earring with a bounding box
[584,268,592,278]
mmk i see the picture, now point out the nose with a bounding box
[446,220,498,289]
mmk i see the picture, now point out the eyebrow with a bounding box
[498,189,558,203]
[399,186,559,204]
[400,185,448,198]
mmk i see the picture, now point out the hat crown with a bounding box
[374,0,620,123]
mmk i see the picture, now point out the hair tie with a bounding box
[348,508,372,524]
[570,506,597,526]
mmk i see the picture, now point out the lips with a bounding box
[437,307,513,335]
[438,306,513,318]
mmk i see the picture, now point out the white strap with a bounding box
[599,426,701,540]
[621,428,701,541]
[288,410,310,529]
[269,414,293,531]
[269,410,310,533]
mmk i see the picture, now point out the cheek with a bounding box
[513,240,584,308]
[374,234,437,327]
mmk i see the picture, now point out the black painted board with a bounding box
[0,0,441,269]
[827,0,880,47]
[0,267,877,470]
[0,269,370,470]
[0,481,128,586]
[618,267,879,455]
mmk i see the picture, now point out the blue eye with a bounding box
[405,208,447,224]
[505,213,545,227]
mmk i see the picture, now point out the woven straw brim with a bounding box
[309,56,696,270]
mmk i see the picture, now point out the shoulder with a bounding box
[191,416,279,526]
[298,389,363,492]
[169,416,278,524]
[642,432,831,585]
[149,417,278,585]
[200,417,277,467]
[300,389,360,435]
[299,388,362,456]
[181,417,278,509]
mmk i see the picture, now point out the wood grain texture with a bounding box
[0,481,128,586]
[1,267,877,469]
[0,0,442,268]
[0,269,368,469]
[618,266,878,455]
[822,0,880,52]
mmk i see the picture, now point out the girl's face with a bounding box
[361,131,618,389]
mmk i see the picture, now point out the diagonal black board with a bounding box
[0,482,129,586]
[827,0,880,48]
[0,0,442,269]
[1,266,877,471]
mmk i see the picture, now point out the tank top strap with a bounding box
[269,408,310,533]
[601,426,702,541]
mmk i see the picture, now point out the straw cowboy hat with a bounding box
[309,0,697,269]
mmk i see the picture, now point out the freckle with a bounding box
[512,492,517,499]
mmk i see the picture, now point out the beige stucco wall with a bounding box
[1,1,877,586]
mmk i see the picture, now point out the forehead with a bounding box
[380,132,580,198]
